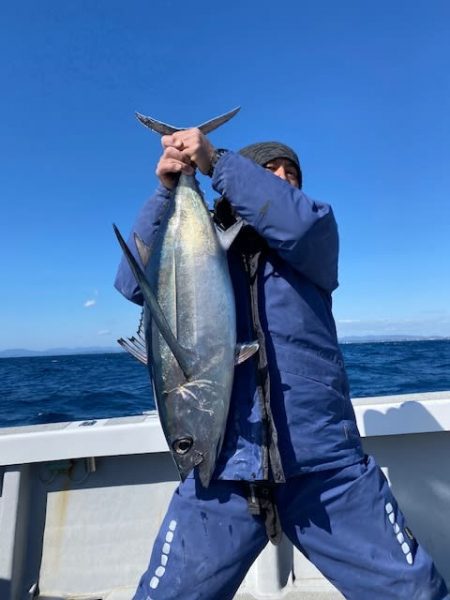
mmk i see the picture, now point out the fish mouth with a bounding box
[196,451,217,488]
[197,465,214,488]
[176,447,204,482]
[175,448,216,488]
[193,435,224,488]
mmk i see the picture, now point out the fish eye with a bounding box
[172,436,193,455]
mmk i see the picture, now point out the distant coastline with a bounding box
[339,335,450,344]
[0,347,124,359]
[1,336,449,359]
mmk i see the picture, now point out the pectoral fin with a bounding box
[113,224,197,379]
[214,218,245,251]
[235,342,259,365]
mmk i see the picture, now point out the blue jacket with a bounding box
[115,152,363,482]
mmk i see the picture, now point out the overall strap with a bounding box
[246,483,283,545]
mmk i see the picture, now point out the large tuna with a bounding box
[114,108,256,487]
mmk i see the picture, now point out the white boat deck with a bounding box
[1,391,450,599]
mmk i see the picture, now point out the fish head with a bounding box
[170,432,204,478]
[169,432,219,488]
[166,381,225,487]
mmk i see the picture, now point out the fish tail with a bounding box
[135,107,240,136]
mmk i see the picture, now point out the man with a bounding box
[115,129,449,599]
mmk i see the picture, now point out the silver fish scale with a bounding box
[145,173,236,485]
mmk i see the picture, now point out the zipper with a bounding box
[242,252,285,483]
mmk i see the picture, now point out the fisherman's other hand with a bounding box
[156,146,195,190]
[162,128,215,176]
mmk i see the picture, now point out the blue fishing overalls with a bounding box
[133,457,448,599]
[115,152,449,599]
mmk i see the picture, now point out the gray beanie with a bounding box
[239,141,302,188]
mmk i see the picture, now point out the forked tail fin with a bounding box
[135,107,240,136]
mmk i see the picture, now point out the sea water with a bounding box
[0,340,449,428]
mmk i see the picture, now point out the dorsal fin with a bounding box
[135,107,240,136]
[135,309,146,344]
[118,337,147,365]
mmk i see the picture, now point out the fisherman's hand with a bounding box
[162,129,215,176]
[156,146,195,190]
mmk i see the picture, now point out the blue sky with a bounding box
[1,0,449,350]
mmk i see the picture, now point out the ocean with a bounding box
[1,340,449,429]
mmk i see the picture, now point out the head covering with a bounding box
[239,141,302,188]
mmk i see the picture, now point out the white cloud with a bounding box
[83,290,99,308]
[338,319,362,324]
[97,329,110,336]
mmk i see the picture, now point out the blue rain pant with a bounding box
[133,456,449,600]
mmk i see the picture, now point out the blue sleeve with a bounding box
[212,152,339,293]
[114,185,173,305]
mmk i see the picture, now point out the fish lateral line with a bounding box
[113,223,198,379]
